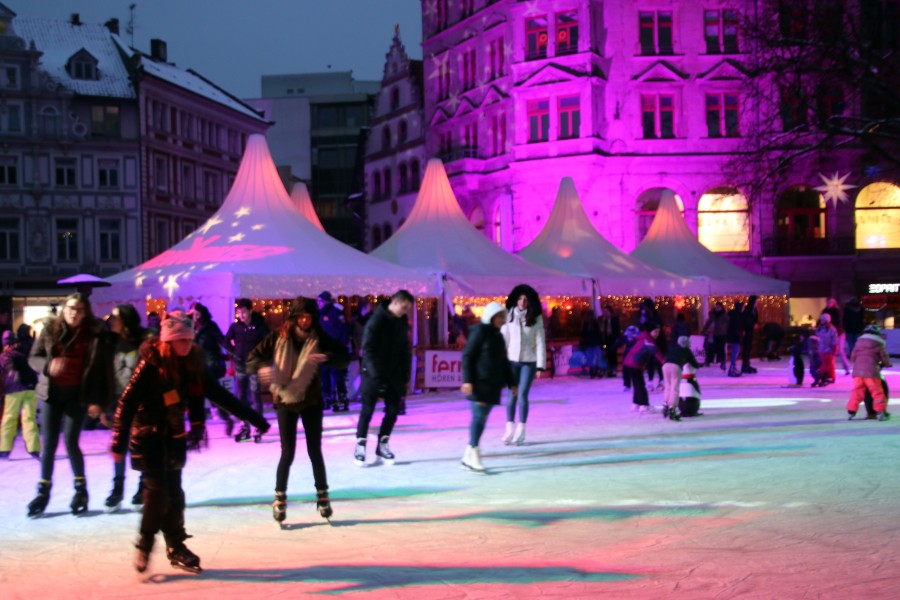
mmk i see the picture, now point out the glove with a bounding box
[186,426,207,451]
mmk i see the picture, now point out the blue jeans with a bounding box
[506,361,536,423]
[469,401,494,447]
[846,333,860,355]
[583,347,601,370]
[728,342,741,371]
[234,372,260,414]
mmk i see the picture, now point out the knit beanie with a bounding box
[819,313,831,323]
[288,297,319,320]
[481,301,506,324]
[160,310,195,342]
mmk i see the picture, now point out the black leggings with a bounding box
[140,469,186,546]
[275,404,327,493]
[356,387,401,440]
[40,386,87,482]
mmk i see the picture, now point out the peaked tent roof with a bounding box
[518,177,704,296]
[289,182,325,232]
[371,159,590,296]
[96,135,435,309]
[631,192,790,295]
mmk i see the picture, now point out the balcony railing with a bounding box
[762,236,854,256]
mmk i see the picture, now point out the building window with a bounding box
[410,160,420,189]
[98,159,119,187]
[706,93,740,137]
[0,156,17,185]
[398,120,408,143]
[0,218,20,261]
[698,188,750,252]
[71,58,97,80]
[56,218,79,262]
[399,163,409,193]
[816,85,845,122]
[204,171,219,204]
[776,187,826,253]
[636,189,684,242]
[373,171,382,200]
[55,158,77,187]
[152,101,168,132]
[462,49,476,90]
[440,131,453,158]
[490,36,506,79]
[491,112,507,155]
[641,93,675,139]
[437,56,451,100]
[40,107,61,138]
[527,99,550,142]
[556,12,579,55]
[558,96,581,139]
[526,16,549,60]
[704,9,739,54]
[390,88,400,111]
[435,0,449,30]
[182,164,195,199]
[461,0,475,18]
[855,182,900,249]
[98,219,122,262]
[1,65,18,89]
[779,3,808,41]
[383,168,392,197]
[382,126,392,151]
[639,11,674,55]
[154,156,168,192]
[91,105,120,138]
[780,86,808,130]
[155,219,171,255]
[464,122,478,155]
[1,103,22,133]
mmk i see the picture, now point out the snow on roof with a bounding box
[14,17,134,98]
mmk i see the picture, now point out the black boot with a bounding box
[332,392,349,413]
[105,476,125,513]
[27,480,52,518]
[166,542,202,573]
[135,534,154,573]
[71,477,89,515]
[132,478,145,507]
[273,491,287,524]
[316,489,333,520]
[234,423,251,443]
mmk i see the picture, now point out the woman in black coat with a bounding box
[460,302,516,474]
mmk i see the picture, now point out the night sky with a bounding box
[16,0,423,98]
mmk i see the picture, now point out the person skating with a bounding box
[623,324,666,413]
[317,291,351,412]
[846,324,892,421]
[740,296,759,374]
[27,293,113,517]
[500,284,546,445]
[223,298,270,442]
[662,336,700,421]
[725,302,744,377]
[354,290,414,466]
[0,330,40,459]
[816,313,839,385]
[460,302,516,473]
[247,297,349,526]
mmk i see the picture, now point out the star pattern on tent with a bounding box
[196,216,222,235]
[134,272,146,289]
[234,206,251,218]
[161,273,181,298]
[228,232,245,243]
[251,224,265,231]
[814,172,856,208]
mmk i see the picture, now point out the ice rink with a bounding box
[1,362,898,599]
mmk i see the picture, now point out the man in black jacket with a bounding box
[353,290,414,466]
[223,298,269,442]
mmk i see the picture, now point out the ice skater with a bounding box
[500,284,545,445]
[662,336,700,421]
[623,324,666,413]
[247,297,348,525]
[846,324,892,421]
[461,302,516,473]
[0,330,40,459]
[354,290,414,466]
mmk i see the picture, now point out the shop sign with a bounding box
[868,283,900,294]
[424,350,463,387]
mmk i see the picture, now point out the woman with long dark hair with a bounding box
[501,284,546,446]
[247,297,349,526]
[27,293,112,517]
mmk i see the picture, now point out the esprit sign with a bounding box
[424,350,463,387]
[868,283,900,294]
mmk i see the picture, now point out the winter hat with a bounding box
[481,302,506,324]
[863,324,881,336]
[624,325,640,338]
[160,310,195,342]
[317,291,333,303]
[2,330,14,346]
[677,335,691,348]
[289,297,319,320]
[819,313,831,323]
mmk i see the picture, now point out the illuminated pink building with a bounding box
[376,0,900,316]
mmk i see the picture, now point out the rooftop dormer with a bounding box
[67,48,99,80]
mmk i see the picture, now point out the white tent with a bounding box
[631,192,790,295]
[93,134,435,325]
[289,181,325,232]
[371,159,591,298]
[518,177,705,297]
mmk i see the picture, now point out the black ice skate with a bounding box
[234,423,251,443]
[375,436,395,465]
[132,479,145,508]
[253,428,265,443]
[135,535,153,573]
[353,438,366,467]
[105,477,124,513]
[27,480,51,518]
[71,477,88,515]
[316,489,333,523]
[273,491,287,526]
[167,543,202,574]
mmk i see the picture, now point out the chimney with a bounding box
[70,13,82,26]
[150,39,168,63]
[104,18,120,35]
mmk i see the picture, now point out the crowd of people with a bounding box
[0,287,891,574]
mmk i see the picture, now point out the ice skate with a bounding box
[461,445,486,474]
[233,423,251,443]
[132,480,145,508]
[252,428,265,443]
[316,489,333,523]
[353,438,367,467]
[71,477,88,515]
[877,412,890,422]
[847,411,856,420]
[667,406,681,421]
[135,535,153,573]
[27,480,51,518]
[273,491,287,526]
[502,422,515,445]
[375,436,395,465]
[105,477,124,513]
[513,422,526,446]
[166,543,202,574]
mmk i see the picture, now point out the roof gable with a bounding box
[632,60,689,82]
[698,59,748,81]
[517,62,584,88]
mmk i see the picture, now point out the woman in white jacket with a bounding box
[500,284,546,445]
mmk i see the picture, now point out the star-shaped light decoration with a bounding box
[814,172,857,208]
[523,0,541,17]
[134,272,147,289]
[228,232,245,243]
[251,224,265,231]
[162,273,181,298]
[234,206,251,218]
[196,216,222,235]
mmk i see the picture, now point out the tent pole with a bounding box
[592,279,601,315]
[437,275,449,347]
[700,294,709,331]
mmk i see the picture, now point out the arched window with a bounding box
[383,223,393,240]
[775,186,826,254]
[383,168,392,197]
[410,160,420,189]
[372,226,382,248]
[40,106,61,137]
[390,88,401,111]
[372,172,381,200]
[697,187,750,252]
[399,163,408,193]
[398,119,409,143]
[469,205,485,233]
[855,181,900,249]
[381,126,391,151]
[635,188,684,242]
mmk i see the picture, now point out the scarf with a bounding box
[272,330,319,405]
